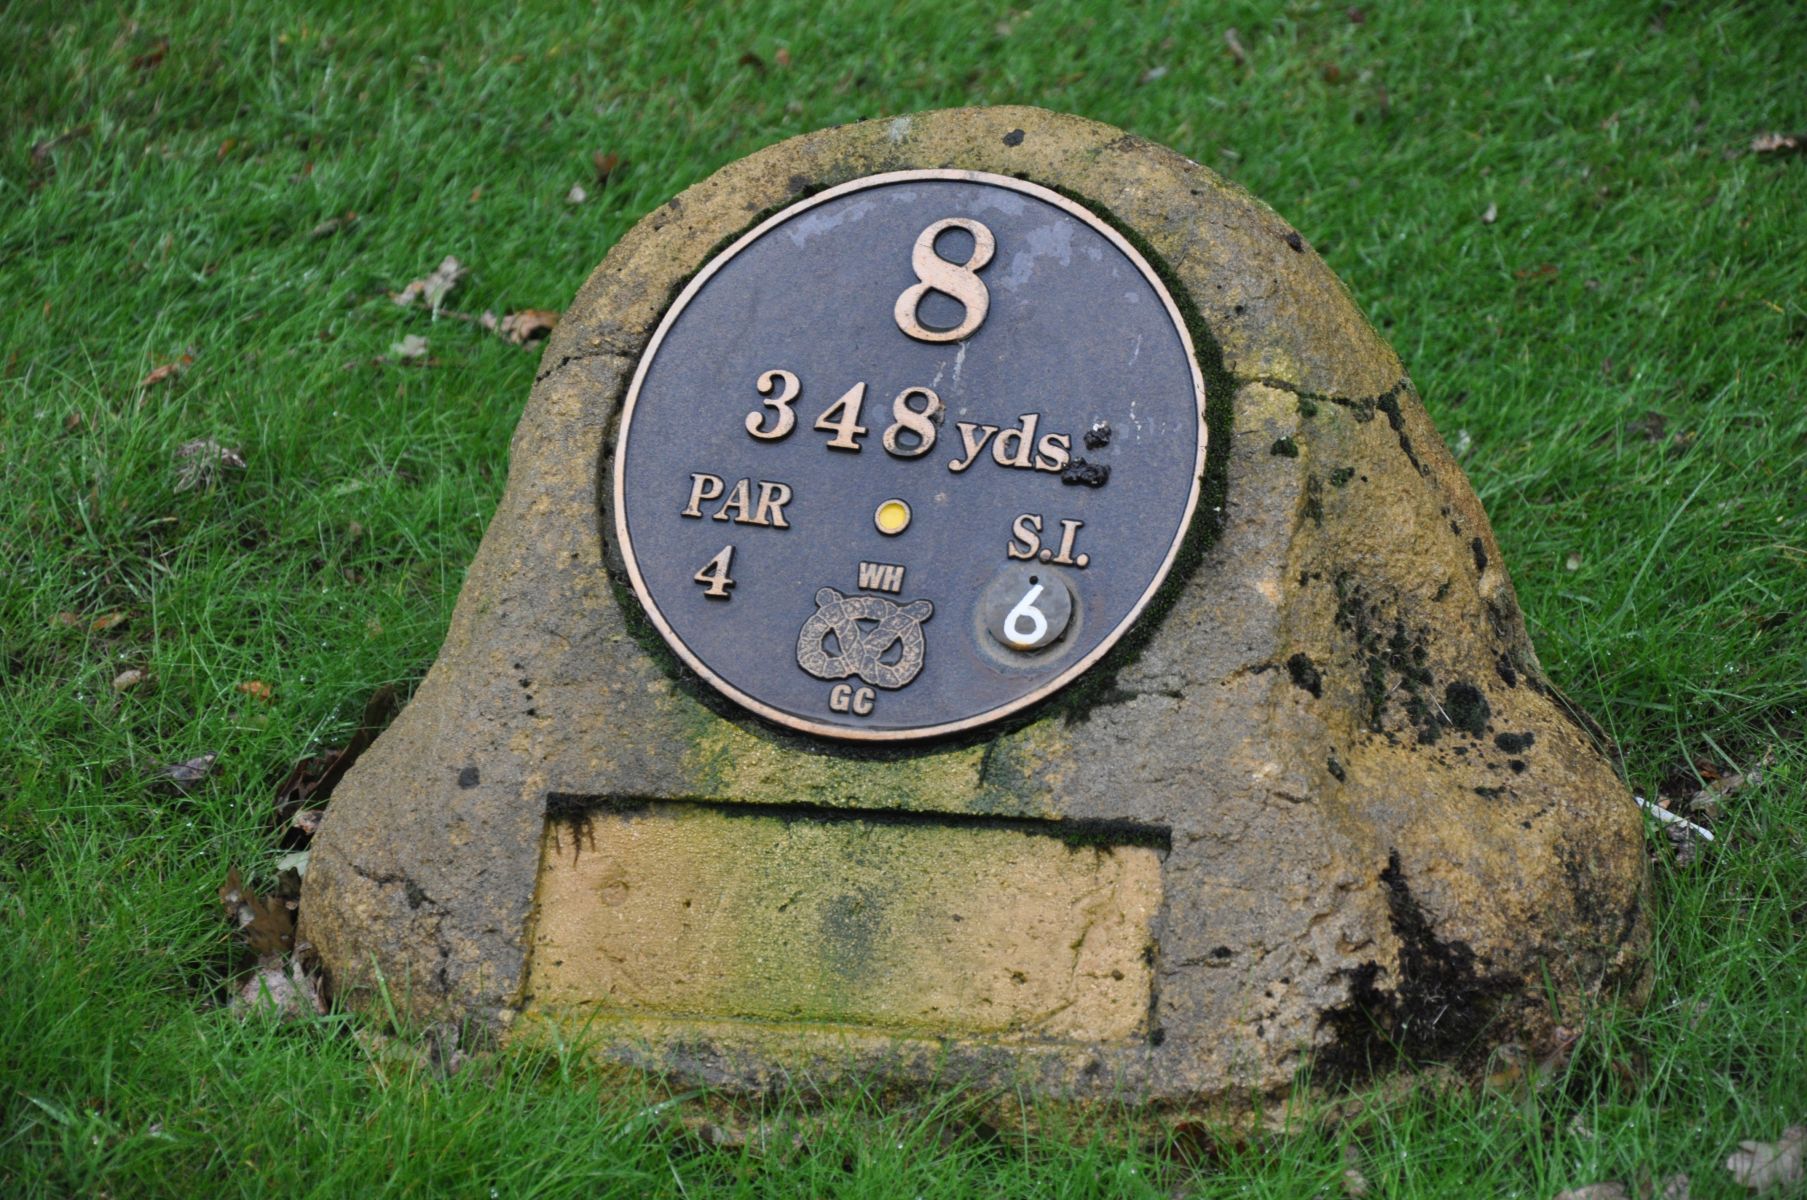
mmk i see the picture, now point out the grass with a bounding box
[3,0,1804,1194]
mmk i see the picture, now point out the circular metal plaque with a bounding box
[610,170,1206,741]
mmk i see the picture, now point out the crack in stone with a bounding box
[534,346,633,384]
[1247,374,1411,425]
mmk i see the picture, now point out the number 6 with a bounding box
[1004,582,1049,647]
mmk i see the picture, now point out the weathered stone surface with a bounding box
[301,105,1648,1110]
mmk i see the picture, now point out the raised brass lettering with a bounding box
[882,386,942,458]
[948,422,999,473]
[752,480,793,529]
[745,369,799,440]
[1034,431,1072,472]
[814,382,869,452]
[828,682,877,715]
[681,473,724,518]
[894,218,995,343]
[857,561,906,593]
[991,413,1040,469]
[1008,514,1088,568]
[693,545,735,598]
[712,477,754,524]
[689,476,794,527]
[1007,513,1043,560]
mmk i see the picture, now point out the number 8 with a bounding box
[894,219,996,343]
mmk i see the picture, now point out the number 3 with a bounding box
[745,369,799,440]
[894,218,995,343]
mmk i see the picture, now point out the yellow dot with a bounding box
[874,499,911,536]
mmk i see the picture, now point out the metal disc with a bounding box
[608,170,1206,741]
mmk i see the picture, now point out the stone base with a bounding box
[301,105,1649,1109]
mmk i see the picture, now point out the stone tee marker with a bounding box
[302,106,1649,1109]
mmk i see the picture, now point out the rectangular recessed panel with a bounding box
[526,801,1163,1042]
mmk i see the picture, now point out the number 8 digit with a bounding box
[894,219,996,343]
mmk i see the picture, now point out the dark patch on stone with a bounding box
[1002,128,1025,146]
[457,765,480,789]
[1286,652,1323,698]
[1494,731,1535,754]
[1317,850,1517,1082]
[1433,580,1452,602]
[1060,458,1110,487]
[1330,466,1355,487]
[1298,397,1319,418]
[404,881,428,909]
[1375,392,1426,475]
[1509,759,1526,773]
[1270,436,1299,458]
[1284,230,1304,252]
[1084,421,1112,449]
[1471,538,1488,574]
[1496,654,1519,688]
[1303,475,1324,525]
[1148,1027,1166,1046]
[1444,682,1491,736]
[1474,786,1505,799]
[787,173,811,195]
[1334,575,1436,734]
[1210,945,1233,959]
[1327,756,1346,782]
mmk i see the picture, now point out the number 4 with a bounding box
[814,382,868,451]
[694,545,735,599]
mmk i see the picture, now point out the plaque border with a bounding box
[609,169,1208,741]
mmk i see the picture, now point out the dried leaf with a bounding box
[236,680,273,703]
[1566,553,1583,571]
[64,412,85,434]
[218,866,296,956]
[156,751,218,794]
[139,354,193,389]
[30,124,92,168]
[391,255,466,309]
[478,310,499,332]
[1750,132,1803,157]
[565,183,588,205]
[500,309,559,345]
[1627,411,1668,442]
[389,334,429,361]
[273,686,398,828]
[54,612,83,628]
[130,38,168,72]
[1224,27,1248,66]
[356,1022,471,1082]
[1687,746,1774,817]
[679,1114,803,1156]
[90,611,129,632]
[774,47,792,68]
[1657,1172,1691,1199]
[1727,1126,1804,1193]
[112,668,148,692]
[1554,1185,1627,1200]
[308,212,358,240]
[1482,202,1498,225]
[1139,65,1169,84]
[592,151,621,184]
[173,439,247,491]
[230,951,326,1021]
[1341,1144,1369,1197]
[737,50,766,72]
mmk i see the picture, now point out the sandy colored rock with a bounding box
[301,105,1648,1110]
